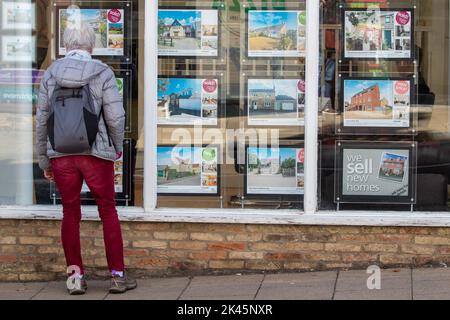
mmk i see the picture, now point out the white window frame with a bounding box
[2,0,450,227]
[144,0,319,214]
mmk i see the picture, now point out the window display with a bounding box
[55,4,131,60]
[157,146,219,195]
[81,154,124,193]
[158,8,219,57]
[1,1,36,30]
[247,10,306,58]
[1,36,36,62]
[114,69,132,132]
[157,76,219,125]
[246,146,304,196]
[341,77,412,128]
[157,0,306,209]
[343,9,413,59]
[247,78,305,126]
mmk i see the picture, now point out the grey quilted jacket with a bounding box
[36,52,125,170]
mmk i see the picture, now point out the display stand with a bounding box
[52,0,133,65]
[333,1,418,209]
[156,2,227,207]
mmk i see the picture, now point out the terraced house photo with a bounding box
[344,10,412,58]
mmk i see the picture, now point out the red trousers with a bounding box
[51,155,125,275]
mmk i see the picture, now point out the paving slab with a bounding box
[336,269,411,292]
[257,272,336,300]
[189,274,264,286]
[338,268,409,281]
[179,295,255,300]
[181,275,263,299]
[256,286,334,300]
[263,271,337,286]
[105,278,189,300]
[413,268,450,281]
[413,279,450,295]
[334,288,411,300]
[32,280,109,300]
[0,282,47,300]
[181,284,260,299]
[414,293,450,300]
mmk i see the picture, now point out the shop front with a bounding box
[1,0,450,281]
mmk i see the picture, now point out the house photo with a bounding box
[247,147,299,194]
[378,152,408,182]
[158,9,217,56]
[157,147,202,188]
[248,10,298,55]
[344,79,394,121]
[248,79,300,124]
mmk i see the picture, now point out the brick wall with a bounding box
[0,219,450,281]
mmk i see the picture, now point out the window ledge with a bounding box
[1,205,450,227]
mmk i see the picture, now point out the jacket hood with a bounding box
[49,57,109,88]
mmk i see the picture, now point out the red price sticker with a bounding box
[108,9,122,23]
[298,149,305,163]
[395,81,409,95]
[203,79,217,93]
[298,79,305,93]
[396,11,410,26]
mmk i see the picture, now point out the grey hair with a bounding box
[63,22,96,52]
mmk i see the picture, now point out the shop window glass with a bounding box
[319,0,450,212]
[157,0,307,209]
[0,0,144,206]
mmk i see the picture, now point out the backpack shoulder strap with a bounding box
[87,83,113,148]
[49,84,63,113]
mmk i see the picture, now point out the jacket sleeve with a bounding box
[102,68,125,154]
[35,73,51,170]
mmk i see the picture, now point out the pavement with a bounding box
[2,267,450,300]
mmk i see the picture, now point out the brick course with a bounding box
[1,220,450,281]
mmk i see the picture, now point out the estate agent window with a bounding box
[1,0,450,215]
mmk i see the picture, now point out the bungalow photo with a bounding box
[248,79,303,125]
[247,147,301,194]
[158,9,218,56]
[157,77,218,125]
[248,10,300,57]
[343,79,394,125]
[378,152,408,183]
